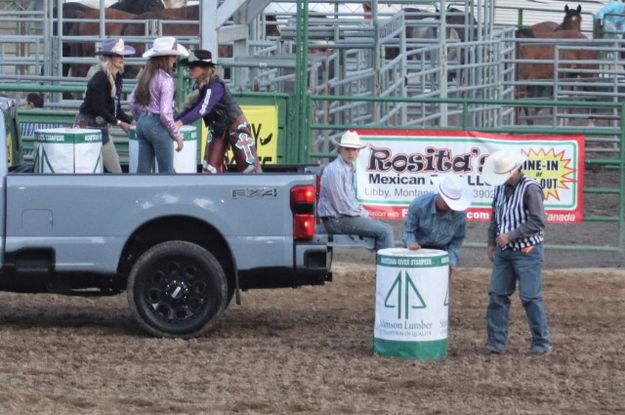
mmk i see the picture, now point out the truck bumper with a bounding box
[238,242,331,289]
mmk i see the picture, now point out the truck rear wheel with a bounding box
[127,241,227,338]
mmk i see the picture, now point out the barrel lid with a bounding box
[129,125,197,140]
[378,248,447,257]
[376,248,449,267]
[129,125,196,131]
[35,127,100,134]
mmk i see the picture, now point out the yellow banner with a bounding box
[200,105,279,165]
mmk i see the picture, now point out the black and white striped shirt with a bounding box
[488,174,546,250]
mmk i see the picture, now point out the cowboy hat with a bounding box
[331,130,366,149]
[95,38,135,56]
[142,36,189,59]
[482,150,527,186]
[431,175,473,211]
[180,49,215,67]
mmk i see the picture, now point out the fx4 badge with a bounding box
[232,188,278,199]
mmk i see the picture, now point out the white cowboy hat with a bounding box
[482,150,527,186]
[431,175,473,211]
[142,36,189,59]
[331,130,366,149]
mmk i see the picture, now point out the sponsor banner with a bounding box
[34,128,101,144]
[200,105,279,165]
[355,129,585,224]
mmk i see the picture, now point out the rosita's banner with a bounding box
[355,129,584,224]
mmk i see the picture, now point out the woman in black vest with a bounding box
[76,38,135,173]
[175,49,261,173]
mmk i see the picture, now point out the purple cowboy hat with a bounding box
[95,38,136,57]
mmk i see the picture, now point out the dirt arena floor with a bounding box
[0,260,622,414]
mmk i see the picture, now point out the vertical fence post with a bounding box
[294,0,310,164]
[618,104,625,254]
[462,101,469,129]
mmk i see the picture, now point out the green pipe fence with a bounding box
[2,82,625,253]
[308,94,625,253]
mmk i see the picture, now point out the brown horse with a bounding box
[65,0,187,79]
[120,6,238,79]
[110,0,164,14]
[516,29,598,123]
[531,4,582,36]
[68,9,137,79]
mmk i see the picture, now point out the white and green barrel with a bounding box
[373,248,449,360]
[34,128,102,174]
[129,125,198,173]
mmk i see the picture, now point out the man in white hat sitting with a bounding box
[317,130,395,251]
[402,175,473,271]
[482,150,551,356]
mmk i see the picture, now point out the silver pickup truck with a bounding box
[1,96,330,338]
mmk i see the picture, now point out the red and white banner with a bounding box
[355,129,585,224]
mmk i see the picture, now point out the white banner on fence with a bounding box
[354,129,585,224]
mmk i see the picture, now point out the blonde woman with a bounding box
[129,36,188,174]
[175,49,261,173]
[76,38,135,173]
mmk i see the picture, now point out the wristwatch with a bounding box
[116,120,121,126]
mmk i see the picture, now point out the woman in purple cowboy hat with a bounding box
[76,37,135,173]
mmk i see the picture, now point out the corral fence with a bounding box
[3,81,625,253]
[307,95,625,254]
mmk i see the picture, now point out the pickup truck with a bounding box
[0,96,330,338]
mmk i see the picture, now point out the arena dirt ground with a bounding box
[0,260,622,414]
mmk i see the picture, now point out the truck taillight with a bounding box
[291,185,316,240]
[315,175,322,224]
[293,214,315,240]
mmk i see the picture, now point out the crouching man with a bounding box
[402,175,473,272]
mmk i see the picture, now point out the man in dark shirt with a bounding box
[482,150,552,356]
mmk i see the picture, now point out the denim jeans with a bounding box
[136,113,174,174]
[322,216,395,251]
[486,244,551,352]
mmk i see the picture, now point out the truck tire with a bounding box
[127,241,227,338]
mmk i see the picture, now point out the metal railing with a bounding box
[308,94,625,252]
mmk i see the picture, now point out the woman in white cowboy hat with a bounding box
[482,150,551,356]
[76,37,135,173]
[317,130,395,251]
[129,36,189,174]
[174,49,261,173]
[402,174,473,268]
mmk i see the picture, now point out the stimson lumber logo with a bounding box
[384,271,427,320]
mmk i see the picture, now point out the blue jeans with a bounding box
[486,244,551,352]
[136,113,174,174]
[322,216,395,251]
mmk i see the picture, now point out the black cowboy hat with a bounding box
[180,49,215,67]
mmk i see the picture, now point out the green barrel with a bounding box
[129,125,198,173]
[33,128,102,173]
[373,248,449,360]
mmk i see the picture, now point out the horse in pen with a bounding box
[62,0,187,79]
[528,4,582,36]
[515,5,598,125]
